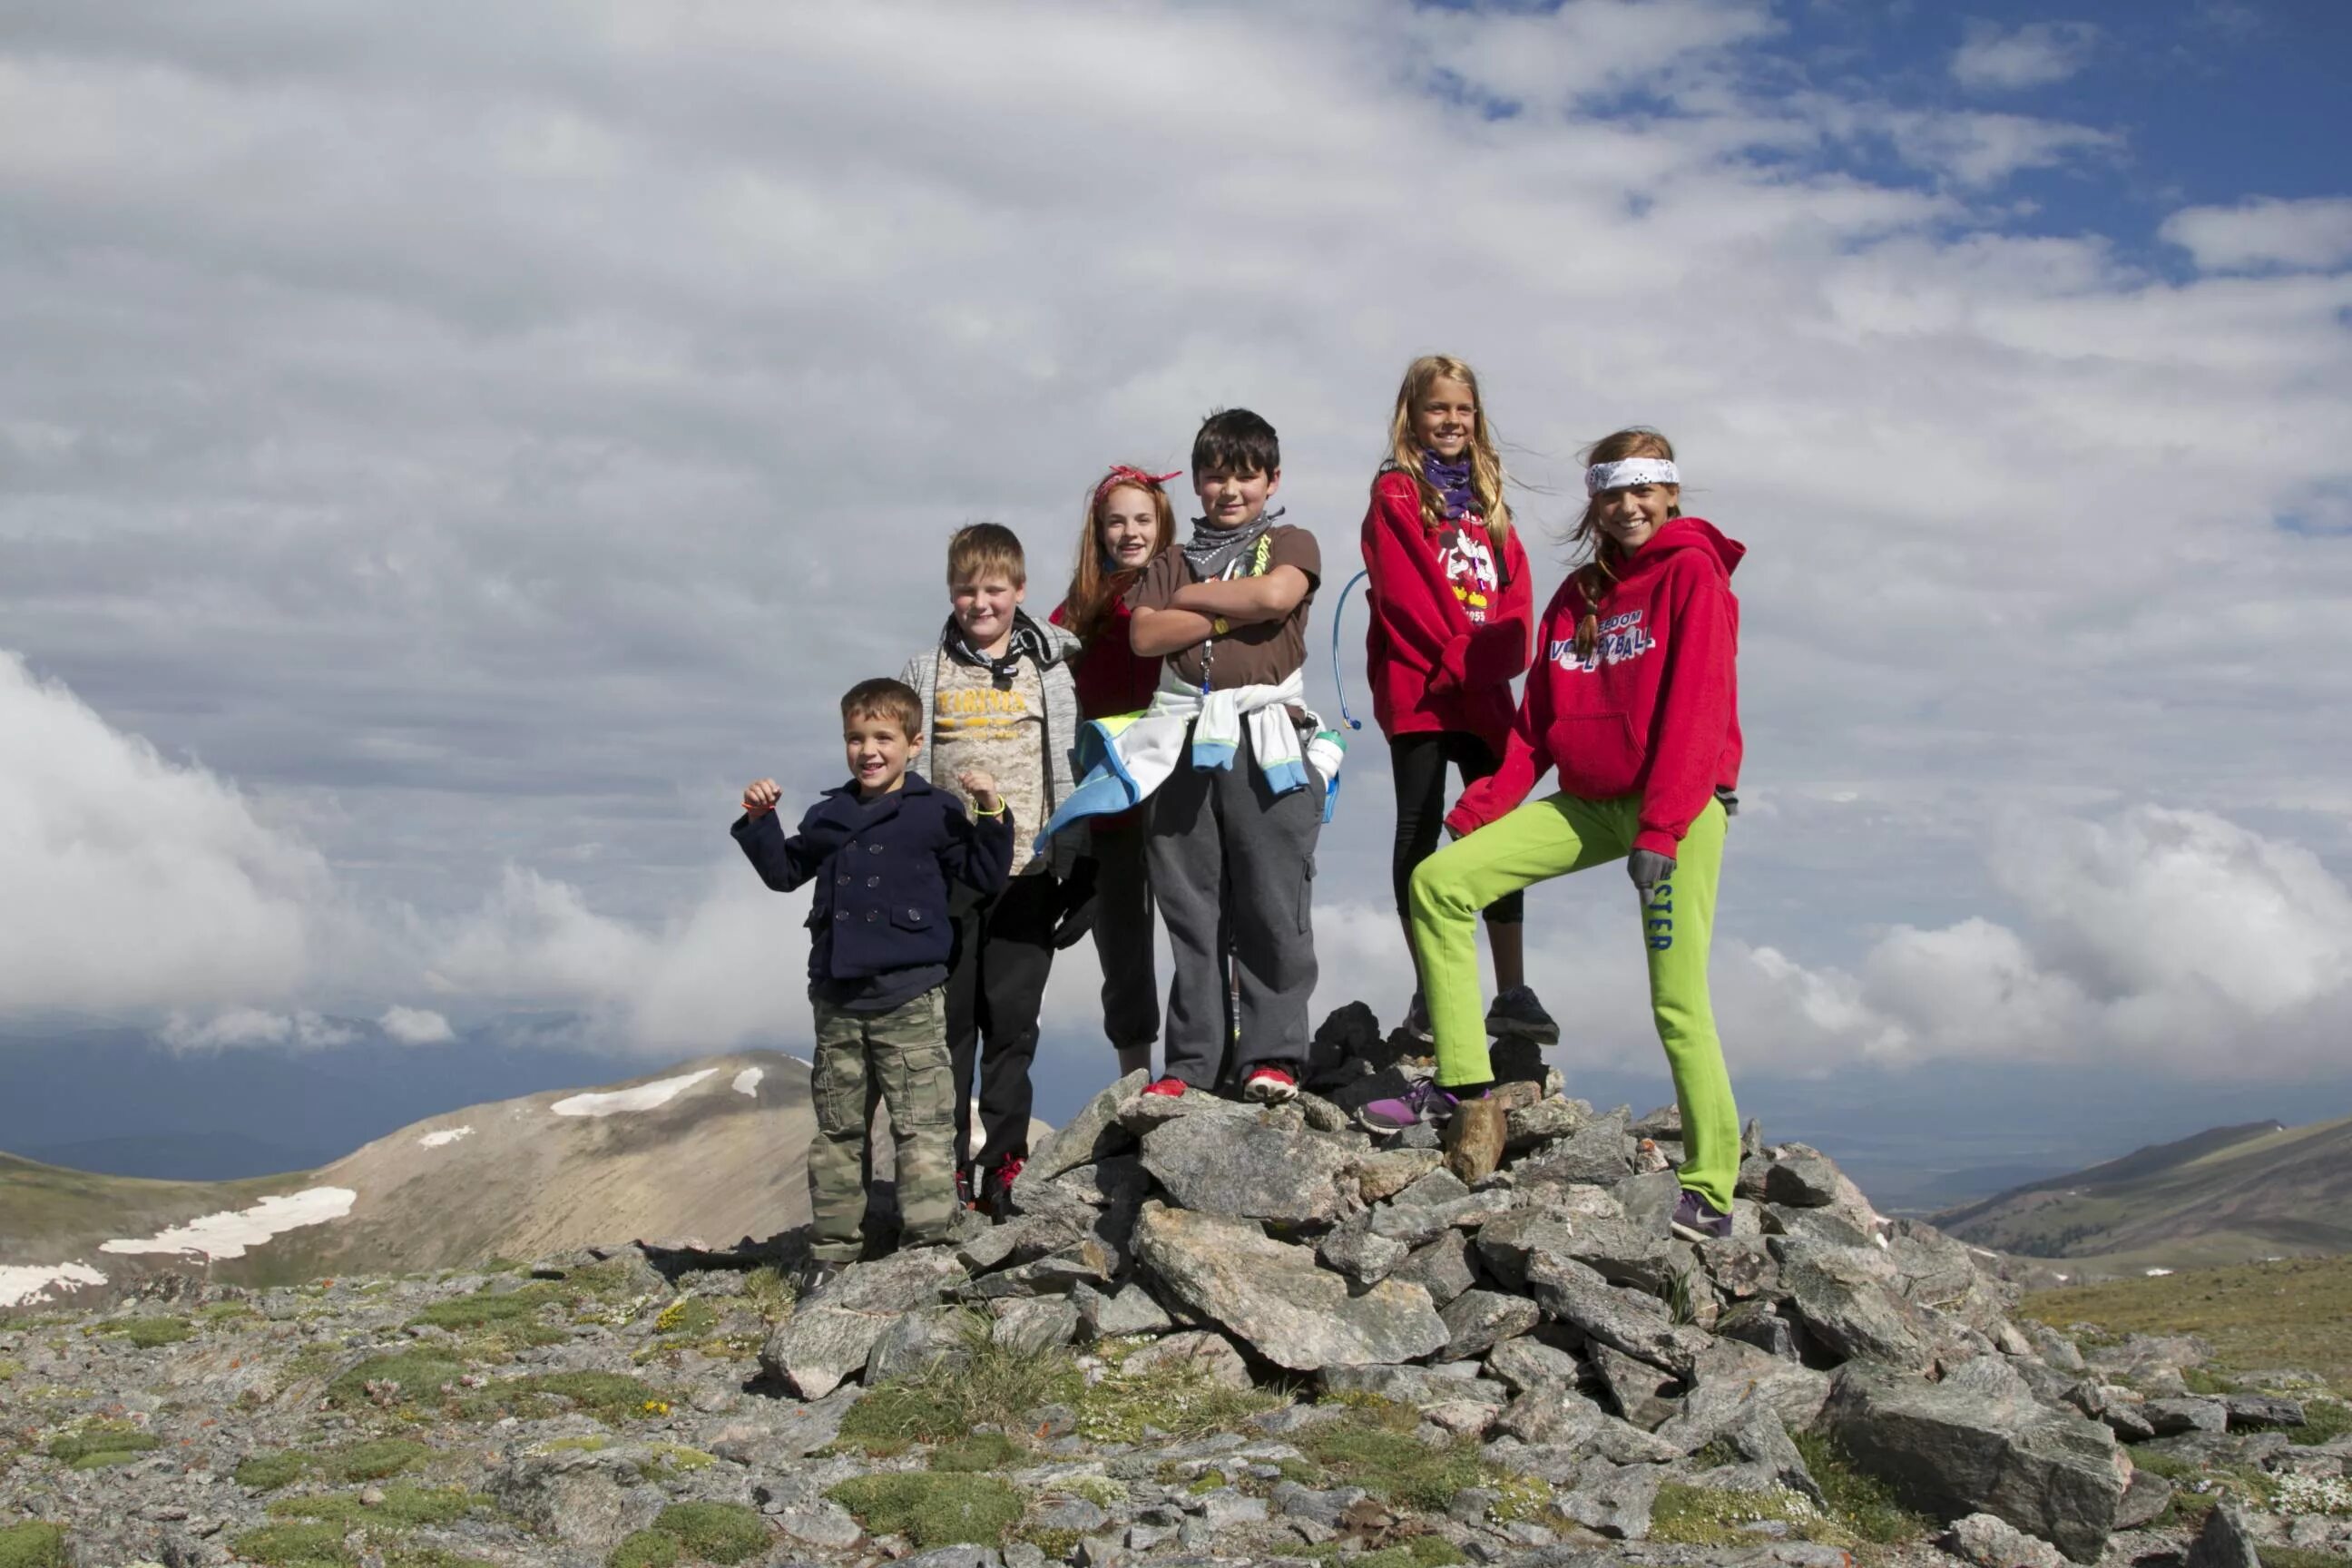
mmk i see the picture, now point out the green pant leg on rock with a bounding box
[1642,797,1740,1214]
[807,1000,876,1264]
[1409,792,1628,1087]
[870,986,958,1248]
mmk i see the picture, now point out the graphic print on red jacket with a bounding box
[1360,468,1534,751]
[1447,516,1743,857]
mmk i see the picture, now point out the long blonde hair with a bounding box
[1379,355,1513,554]
[1568,428,1681,660]
[1061,466,1178,645]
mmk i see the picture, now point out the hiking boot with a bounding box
[1142,1076,1188,1098]
[1402,990,1435,1044]
[797,1259,848,1298]
[981,1155,1025,1218]
[1485,985,1560,1044]
[1669,1188,1734,1242]
[1241,1064,1299,1104]
[1358,1079,1458,1133]
[955,1168,977,1210]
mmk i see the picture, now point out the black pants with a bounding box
[1390,730,1524,926]
[946,870,1059,1174]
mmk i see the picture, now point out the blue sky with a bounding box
[2,0,2349,1179]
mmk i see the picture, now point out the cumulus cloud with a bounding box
[1949,21,2100,92]
[161,1008,359,1051]
[0,653,332,1015]
[377,1004,455,1044]
[2161,197,2352,274]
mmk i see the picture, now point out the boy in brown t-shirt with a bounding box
[1127,408,1323,1103]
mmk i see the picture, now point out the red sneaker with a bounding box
[1142,1076,1188,1098]
[981,1155,1024,1217]
[1241,1065,1299,1104]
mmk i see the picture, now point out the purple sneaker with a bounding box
[1670,1188,1734,1242]
[1359,1079,1458,1133]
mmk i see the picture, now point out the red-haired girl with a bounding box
[1051,466,1180,1079]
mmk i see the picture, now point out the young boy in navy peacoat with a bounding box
[733,677,1014,1293]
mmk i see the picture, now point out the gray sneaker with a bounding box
[1402,991,1435,1044]
[1485,985,1560,1044]
[1669,1189,1734,1242]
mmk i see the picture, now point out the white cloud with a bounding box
[0,653,330,1015]
[2161,197,2352,274]
[161,1008,359,1050]
[378,1004,456,1044]
[1949,21,2100,92]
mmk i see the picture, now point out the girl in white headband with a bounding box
[1401,428,1750,1241]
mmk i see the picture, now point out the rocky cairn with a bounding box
[6,1004,2349,1568]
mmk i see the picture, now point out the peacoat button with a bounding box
[867,876,880,887]
[838,874,850,885]
[866,909,879,921]
[869,842,884,853]
[845,839,858,850]
[834,911,847,921]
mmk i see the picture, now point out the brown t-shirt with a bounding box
[1125,524,1320,691]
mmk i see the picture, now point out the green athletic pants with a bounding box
[1407,793,1738,1212]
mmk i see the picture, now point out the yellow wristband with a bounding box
[1211,616,1230,636]
[973,800,1005,817]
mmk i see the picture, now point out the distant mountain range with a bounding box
[1934,1113,2352,1274]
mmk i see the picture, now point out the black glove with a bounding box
[1050,858,1100,951]
[1627,848,1676,892]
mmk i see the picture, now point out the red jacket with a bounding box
[1359,469,1534,752]
[1447,516,1743,858]
[1050,596,1161,720]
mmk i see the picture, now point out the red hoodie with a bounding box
[1050,595,1161,720]
[1359,469,1534,753]
[1447,516,1743,858]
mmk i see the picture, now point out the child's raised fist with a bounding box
[740,778,781,818]
[956,769,1002,814]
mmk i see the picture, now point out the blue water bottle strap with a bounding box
[1329,569,1368,733]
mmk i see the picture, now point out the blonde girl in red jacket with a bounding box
[1360,356,1552,1051]
[1383,428,1747,1243]
[1050,466,1179,1081]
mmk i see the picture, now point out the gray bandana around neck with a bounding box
[1181,506,1284,583]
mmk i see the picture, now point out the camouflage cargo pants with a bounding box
[808,986,957,1263]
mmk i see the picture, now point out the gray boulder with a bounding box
[1764,1152,1842,1207]
[1504,1098,1591,1152]
[1772,1237,1935,1367]
[1140,1114,1358,1225]
[1559,1460,1661,1539]
[1515,1108,1633,1186]
[1493,1383,1681,1465]
[1391,1230,1478,1307]
[991,1294,1080,1355]
[1073,1281,1176,1340]
[2146,1396,2230,1436]
[1132,1202,1447,1371]
[1320,1362,1504,1409]
[1317,1211,1410,1285]
[488,1446,662,1552]
[1122,1329,1253,1389]
[866,1304,972,1384]
[1024,1071,1148,1181]
[2185,1502,2262,1568]
[1485,1335,1585,1396]
[1521,1251,1705,1376]
[1825,1361,2131,1563]
[1589,1338,1681,1429]
[760,1246,969,1396]
[1947,1512,2068,1568]
[1349,1148,1446,1202]
[1438,1289,1540,1360]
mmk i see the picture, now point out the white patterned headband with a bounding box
[1585,457,1680,496]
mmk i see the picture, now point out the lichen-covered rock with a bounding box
[1132,1202,1447,1371]
[1826,1359,2131,1563]
[1772,1236,1935,1368]
[1139,1112,1359,1225]
[1437,1289,1539,1360]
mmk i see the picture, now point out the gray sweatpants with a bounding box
[1146,724,1320,1087]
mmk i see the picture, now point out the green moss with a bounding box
[0,1523,69,1568]
[929,1431,1024,1472]
[2259,1549,2352,1568]
[645,1503,769,1564]
[740,1265,795,1323]
[652,1298,720,1338]
[2292,1398,2352,1447]
[104,1316,194,1348]
[1074,1344,1285,1445]
[828,1473,1024,1549]
[233,1522,354,1568]
[409,1282,560,1330]
[1793,1432,1933,1545]
[838,1318,1083,1454]
[608,1531,681,1568]
[1277,1540,1464,1568]
[267,1485,486,1528]
[2183,1366,2235,1396]
[236,1449,310,1490]
[321,1437,435,1482]
[1021,1527,1083,1560]
[199,1302,259,1323]
[1650,1483,1820,1546]
[325,1351,467,1409]
[1483,1472,1554,1524]
[1291,1403,1481,1511]
[45,1421,164,1468]
[2132,1448,2207,1482]
[0,1358,21,1382]
[651,1443,716,1474]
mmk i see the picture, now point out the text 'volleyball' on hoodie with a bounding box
[1446,516,1743,857]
